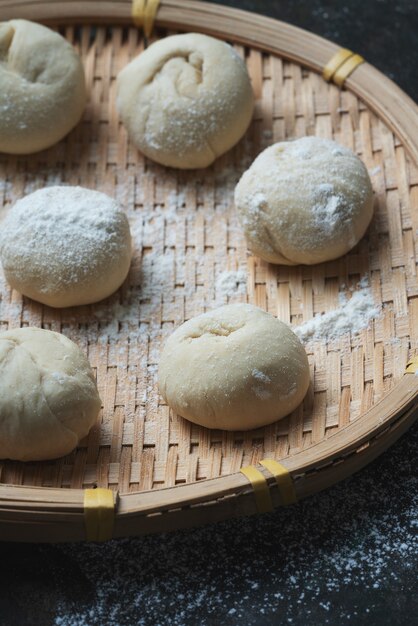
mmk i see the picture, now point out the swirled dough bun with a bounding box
[0,186,132,307]
[234,136,374,265]
[0,19,86,154]
[158,303,310,431]
[116,33,254,169]
[0,327,101,461]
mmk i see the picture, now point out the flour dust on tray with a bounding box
[293,280,381,343]
[215,269,247,300]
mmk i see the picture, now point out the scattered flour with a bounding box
[215,270,247,299]
[311,184,344,231]
[251,368,272,400]
[293,284,380,343]
[0,171,65,205]
[251,368,271,384]
[0,167,383,347]
[90,299,143,342]
[0,92,414,626]
[48,424,417,626]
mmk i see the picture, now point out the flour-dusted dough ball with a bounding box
[0,186,132,308]
[116,33,254,169]
[0,327,101,461]
[0,19,86,154]
[158,303,310,431]
[234,137,374,265]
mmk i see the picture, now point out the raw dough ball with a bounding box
[158,303,310,431]
[116,33,254,169]
[0,19,86,154]
[0,186,132,307]
[0,327,101,461]
[234,136,374,265]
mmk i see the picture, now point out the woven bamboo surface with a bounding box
[0,22,417,500]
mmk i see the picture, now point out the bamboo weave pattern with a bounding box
[0,25,417,493]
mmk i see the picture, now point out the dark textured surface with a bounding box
[1,2,417,625]
[208,0,418,101]
[1,425,417,626]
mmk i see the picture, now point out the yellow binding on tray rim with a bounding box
[323,48,364,86]
[322,48,353,82]
[259,458,297,505]
[333,53,364,86]
[406,356,418,374]
[240,465,273,513]
[132,0,161,37]
[84,488,116,542]
[132,0,145,28]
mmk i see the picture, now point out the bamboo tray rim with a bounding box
[0,0,417,541]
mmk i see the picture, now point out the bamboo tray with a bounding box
[0,0,417,542]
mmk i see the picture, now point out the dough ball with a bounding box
[116,33,254,169]
[158,303,310,431]
[234,136,374,265]
[0,186,132,308]
[0,327,101,461]
[0,19,86,154]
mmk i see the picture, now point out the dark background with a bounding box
[1,2,417,625]
[211,0,418,102]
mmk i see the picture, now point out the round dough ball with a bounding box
[0,327,101,461]
[0,19,86,154]
[158,303,310,431]
[234,136,374,265]
[0,186,132,308]
[116,33,254,169]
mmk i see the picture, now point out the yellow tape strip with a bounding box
[240,465,273,513]
[144,0,161,38]
[406,356,418,374]
[132,0,161,37]
[333,53,364,87]
[132,0,146,28]
[322,48,353,82]
[84,488,115,542]
[259,459,297,505]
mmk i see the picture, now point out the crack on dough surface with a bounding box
[187,321,245,339]
[145,51,204,95]
[261,223,296,265]
[12,340,63,426]
[0,339,78,458]
[204,135,217,160]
